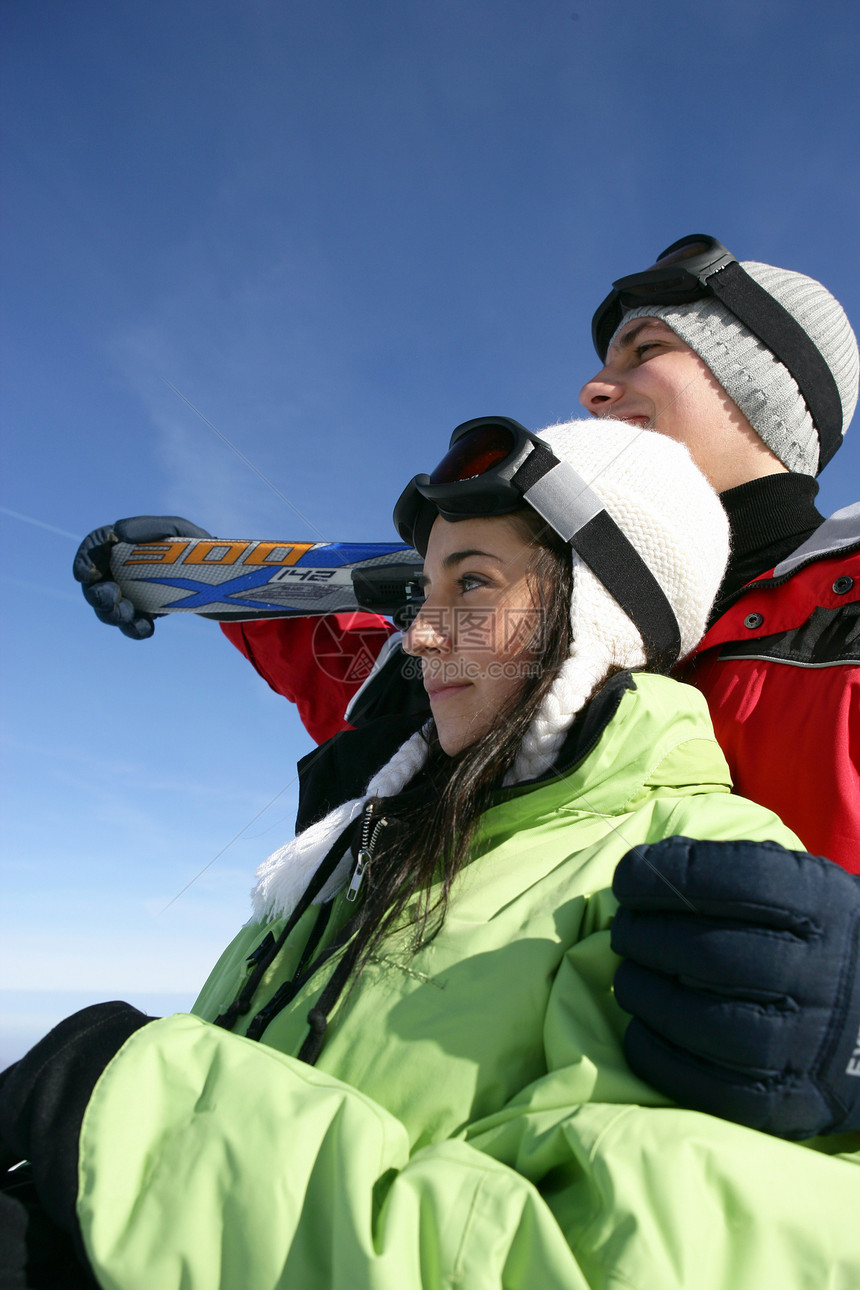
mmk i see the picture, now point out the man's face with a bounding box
[578,317,777,491]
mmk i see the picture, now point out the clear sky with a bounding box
[2,0,859,1065]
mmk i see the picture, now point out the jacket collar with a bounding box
[295,670,640,835]
[711,473,824,622]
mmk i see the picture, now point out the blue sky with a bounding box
[2,0,859,1065]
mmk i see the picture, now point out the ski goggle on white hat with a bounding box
[393,415,682,670]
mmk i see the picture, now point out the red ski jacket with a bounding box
[222,507,860,873]
[681,509,860,874]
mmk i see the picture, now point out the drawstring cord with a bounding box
[295,804,389,1063]
[297,939,363,1065]
[244,902,335,1042]
[217,801,390,1067]
[213,815,360,1031]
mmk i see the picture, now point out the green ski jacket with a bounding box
[73,674,858,1288]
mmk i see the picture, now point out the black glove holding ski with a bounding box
[611,838,860,1140]
[73,516,211,639]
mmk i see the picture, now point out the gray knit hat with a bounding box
[610,262,859,475]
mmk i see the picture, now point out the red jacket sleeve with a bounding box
[685,549,860,875]
[220,614,397,745]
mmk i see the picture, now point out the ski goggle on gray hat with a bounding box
[592,235,859,476]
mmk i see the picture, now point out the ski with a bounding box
[110,537,424,620]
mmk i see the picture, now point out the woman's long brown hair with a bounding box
[339,511,575,976]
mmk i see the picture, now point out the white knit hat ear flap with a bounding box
[251,725,430,921]
[508,559,645,783]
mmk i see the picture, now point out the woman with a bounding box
[2,418,857,1289]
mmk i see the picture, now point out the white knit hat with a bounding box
[611,262,859,476]
[252,420,729,919]
[509,419,729,780]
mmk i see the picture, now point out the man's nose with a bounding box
[579,368,624,414]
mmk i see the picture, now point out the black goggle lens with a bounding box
[428,423,517,485]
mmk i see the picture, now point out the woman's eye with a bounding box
[458,574,486,593]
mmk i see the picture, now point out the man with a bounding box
[72,235,860,1140]
[579,235,859,871]
[575,236,860,1139]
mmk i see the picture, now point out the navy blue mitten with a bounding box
[611,838,860,1139]
[73,516,211,639]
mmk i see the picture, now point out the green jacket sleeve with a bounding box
[77,1007,859,1290]
[77,1014,588,1289]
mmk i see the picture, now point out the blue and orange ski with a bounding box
[110,537,423,619]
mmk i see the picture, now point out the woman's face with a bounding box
[402,514,542,755]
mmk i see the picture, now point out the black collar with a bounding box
[712,474,824,620]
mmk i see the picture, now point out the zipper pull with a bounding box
[346,806,388,902]
[346,849,371,902]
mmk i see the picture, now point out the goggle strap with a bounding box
[570,511,682,670]
[513,452,605,540]
[513,443,682,668]
[708,261,843,467]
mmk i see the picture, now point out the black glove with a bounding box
[611,838,860,1139]
[1,1170,99,1289]
[73,516,211,640]
[0,1003,152,1242]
